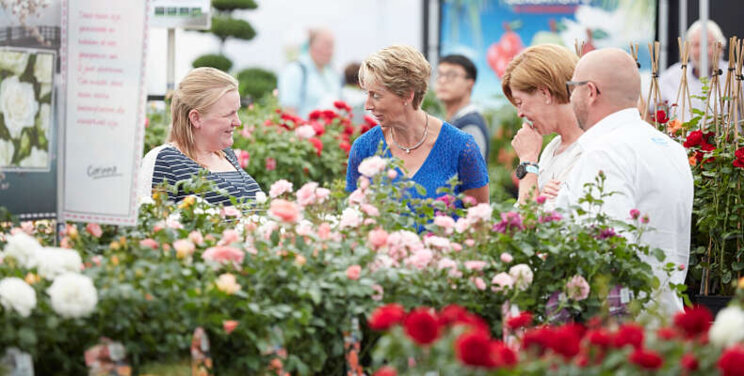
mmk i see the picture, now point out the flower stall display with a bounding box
[0,153,675,373]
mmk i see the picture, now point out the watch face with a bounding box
[516,163,527,179]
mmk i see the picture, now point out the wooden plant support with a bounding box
[574,40,585,57]
[629,43,646,116]
[722,37,738,117]
[702,42,723,140]
[643,41,662,128]
[673,38,694,123]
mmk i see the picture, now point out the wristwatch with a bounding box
[516,161,539,180]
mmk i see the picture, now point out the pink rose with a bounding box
[451,243,463,252]
[464,239,475,247]
[500,253,513,263]
[368,228,389,249]
[491,272,515,292]
[318,222,332,240]
[464,260,487,271]
[434,215,455,232]
[339,208,362,229]
[536,195,547,205]
[466,203,492,223]
[348,188,366,205]
[437,258,462,278]
[315,187,330,202]
[188,230,204,245]
[361,204,380,217]
[371,284,384,301]
[86,223,103,238]
[629,208,641,220]
[202,246,245,265]
[387,169,397,180]
[565,275,590,301]
[140,238,159,250]
[221,206,241,218]
[404,249,433,270]
[296,182,319,206]
[219,229,241,246]
[424,236,451,250]
[223,320,239,334]
[346,265,362,280]
[358,155,387,177]
[472,277,487,291]
[269,179,293,198]
[294,125,316,139]
[269,199,301,223]
[265,157,276,171]
[455,218,471,234]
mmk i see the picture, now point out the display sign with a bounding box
[150,0,211,30]
[61,0,149,225]
[440,0,657,108]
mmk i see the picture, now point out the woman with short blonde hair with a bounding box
[503,44,582,208]
[139,67,262,206]
[346,45,489,210]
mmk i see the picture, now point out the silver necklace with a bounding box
[391,114,429,154]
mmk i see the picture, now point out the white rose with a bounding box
[19,147,47,168]
[0,51,30,75]
[0,277,37,317]
[39,103,50,136]
[33,53,53,84]
[294,125,316,139]
[709,306,744,348]
[254,191,267,204]
[47,273,98,319]
[36,247,83,280]
[0,138,13,166]
[2,232,42,268]
[0,76,39,139]
[509,263,534,291]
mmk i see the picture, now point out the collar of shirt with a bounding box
[577,108,641,148]
[451,103,480,121]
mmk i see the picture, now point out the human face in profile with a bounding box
[362,78,407,127]
[192,90,241,152]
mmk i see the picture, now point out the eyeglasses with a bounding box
[566,80,601,97]
[436,71,469,82]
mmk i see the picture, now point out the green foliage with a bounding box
[192,53,233,72]
[210,16,256,43]
[212,0,258,12]
[237,68,277,102]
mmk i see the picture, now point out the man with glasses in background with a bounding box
[556,48,693,317]
[435,54,490,161]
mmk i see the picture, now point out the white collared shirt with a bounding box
[555,108,694,315]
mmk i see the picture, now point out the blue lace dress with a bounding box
[346,122,488,204]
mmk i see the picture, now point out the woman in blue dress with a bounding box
[346,45,489,204]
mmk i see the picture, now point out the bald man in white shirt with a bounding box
[556,48,694,317]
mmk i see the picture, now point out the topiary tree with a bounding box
[236,68,277,103]
[192,0,258,72]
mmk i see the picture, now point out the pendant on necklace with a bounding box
[405,149,410,154]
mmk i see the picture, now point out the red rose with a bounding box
[334,100,352,112]
[308,137,323,156]
[522,327,555,354]
[613,323,644,349]
[656,109,669,124]
[455,330,497,368]
[551,324,582,359]
[368,304,406,331]
[587,328,613,348]
[629,348,663,370]
[339,140,351,153]
[308,110,322,121]
[735,158,744,168]
[733,147,744,168]
[265,157,276,171]
[492,340,518,367]
[673,305,713,339]
[438,304,468,327]
[506,311,533,330]
[656,327,677,340]
[372,366,397,376]
[718,345,744,376]
[344,124,355,135]
[310,121,325,136]
[683,130,703,148]
[321,109,337,122]
[403,308,440,346]
[681,353,699,371]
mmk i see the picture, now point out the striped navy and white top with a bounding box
[149,145,262,206]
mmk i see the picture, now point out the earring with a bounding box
[403,102,408,107]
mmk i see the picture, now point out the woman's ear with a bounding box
[188,109,201,129]
[539,87,553,105]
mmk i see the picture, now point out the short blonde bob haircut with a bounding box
[168,67,239,161]
[359,45,431,110]
[502,44,578,106]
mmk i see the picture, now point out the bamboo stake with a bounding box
[722,37,737,116]
[674,38,694,123]
[702,42,723,140]
[574,40,585,57]
[629,43,646,118]
[643,42,662,128]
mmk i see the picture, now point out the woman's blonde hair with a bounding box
[168,67,239,161]
[502,44,578,106]
[359,45,431,110]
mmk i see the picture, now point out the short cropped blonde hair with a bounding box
[168,67,238,161]
[359,45,431,110]
[502,44,578,106]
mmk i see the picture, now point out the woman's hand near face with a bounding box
[511,122,543,162]
[540,179,562,199]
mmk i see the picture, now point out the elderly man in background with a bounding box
[659,19,728,113]
[278,27,342,118]
[556,48,694,316]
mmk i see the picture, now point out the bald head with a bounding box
[574,48,640,108]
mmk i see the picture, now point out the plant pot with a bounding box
[693,295,733,317]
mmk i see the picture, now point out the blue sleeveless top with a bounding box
[346,122,488,201]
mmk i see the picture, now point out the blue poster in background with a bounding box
[440,0,657,109]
